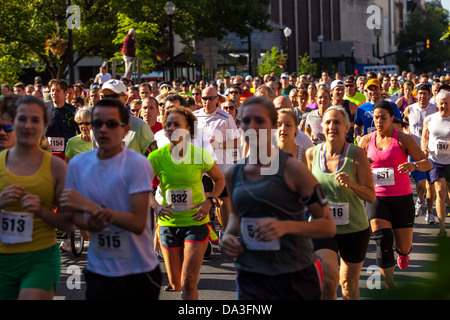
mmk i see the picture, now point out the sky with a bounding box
[439,0,450,12]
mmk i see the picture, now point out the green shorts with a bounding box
[0,244,61,299]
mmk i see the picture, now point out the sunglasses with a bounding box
[229,91,240,95]
[192,92,200,96]
[223,106,235,111]
[92,120,126,129]
[0,124,13,133]
[201,96,217,101]
[77,122,91,126]
[130,109,140,113]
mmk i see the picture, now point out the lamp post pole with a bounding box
[283,27,292,73]
[318,35,323,73]
[165,2,176,81]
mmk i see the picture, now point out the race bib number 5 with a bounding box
[91,228,130,259]
[372,167,395,186]
[240,217,280,251]
[0,210,34,244]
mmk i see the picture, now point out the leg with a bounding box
[339,258,364,300]
[18,287,54,300]
[425,180,436,214]
[160,247,183,291]
[416,179,426,203]
[393,227,414,256]
[315,249,339,300]
[371,218,395,288]
[180,241,208,300]
[434,178,448,234]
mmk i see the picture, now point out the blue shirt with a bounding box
[354,101,402,135]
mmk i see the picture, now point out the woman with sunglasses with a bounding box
[65,107,93,162]
[0,95,73,300]
[148,106,225,300]
[0,95,17,152]
[221,97,335,300]
[358,101,431,289]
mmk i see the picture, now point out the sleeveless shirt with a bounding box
[0,150,56,253]
[231,150,316,275]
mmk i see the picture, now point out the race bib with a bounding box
[436,140,450,155]
[329,203,350,226]
[241,217,280,251]
[48,137,65,152]
[0,210,33,244]
[166,189,193,211]
[372,167,395,186]
[91,228,130,259]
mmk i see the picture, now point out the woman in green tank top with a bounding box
[305,106,375,300]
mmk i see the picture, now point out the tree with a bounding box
[297,53,319,78]
[397,3,450,73]
[257,47,286,77]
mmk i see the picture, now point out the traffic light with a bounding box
[426,39,430,49]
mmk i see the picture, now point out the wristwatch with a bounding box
[207,196,219,207]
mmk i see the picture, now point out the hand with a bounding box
[191,201,212,222]
[398,162,415,174]
[21,192,42,215]
[0,184,24,208]
[220,234,243,258]
[59,188,91,212]
[254,217,285,241]
[422,148,429,156]
[155,204,173,221]
[335,172,353,188]
[87,207,113,231]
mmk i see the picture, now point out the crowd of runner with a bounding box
[0,67,449,300]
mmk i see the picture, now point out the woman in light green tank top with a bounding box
[305,106,375,300]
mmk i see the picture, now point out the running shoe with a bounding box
[59,239,71,252]
[397,254,410,270]
[425,212,437,225]
[437,230,447,237]
[414,200,424,217]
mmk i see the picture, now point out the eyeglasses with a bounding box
[77,122,91,126]
[223,106,235,111]
[201,96,217,101]
[192,92,200,96]
[0,124,13,133]
[229,91,240,95]
[92,120,126,129]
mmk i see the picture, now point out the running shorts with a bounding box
[159,224,209,249]
[312,227,371,263]
[429,160,450,184]
[366,193,415,229]
[0,244,61,299]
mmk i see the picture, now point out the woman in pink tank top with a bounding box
[359,100,431,290]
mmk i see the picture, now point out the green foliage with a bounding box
[397,3,450,73]
[257,46,286,77]
[297,53,319,78]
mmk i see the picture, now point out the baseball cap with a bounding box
[280,73,289,79]
[344,76,356,84]
[101,79,127,95]
[331,80,344,90]
[245,75,253,81]
[365,78,380,89]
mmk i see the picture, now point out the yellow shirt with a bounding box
[0,150,56,253]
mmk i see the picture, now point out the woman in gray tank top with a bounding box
[220,97,336,300]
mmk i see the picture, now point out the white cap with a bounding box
[280,73,289,79]
[101,79,127,95]
[330,79,344,90]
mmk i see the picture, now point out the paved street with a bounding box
[55,205,449,300]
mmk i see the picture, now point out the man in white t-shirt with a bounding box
[94,66,112,85]
[60,98,161,300]
[194,86,241,232]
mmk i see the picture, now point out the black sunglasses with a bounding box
[92,120,125,129]
[192,92,200,96]
[77,122,91,126]
[229,91,240,95]
[201,96,217,101]
[0,124,13,133]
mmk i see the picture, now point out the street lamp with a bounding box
[318,35,323,73]
[283,27,292,73]
[164,1,176,81]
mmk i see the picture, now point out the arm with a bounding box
[21,156,74,233]
[304,146,316,171]
[220,165,244,258]
[334,146,376,203]
[421,117,430,157]
[398,131,432,173]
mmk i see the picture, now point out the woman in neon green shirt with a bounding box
[65,106,93,162]
[148,106,224,300]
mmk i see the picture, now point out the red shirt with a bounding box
[151,121,163,134]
